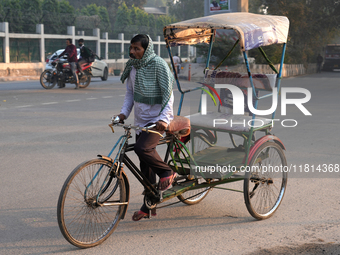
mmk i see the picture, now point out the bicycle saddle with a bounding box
[167,116,190,137]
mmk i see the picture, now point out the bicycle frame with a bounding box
[87,124,248,207]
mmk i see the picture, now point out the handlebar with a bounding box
[109,117,164,137]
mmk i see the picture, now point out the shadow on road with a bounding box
[248,242,340,255]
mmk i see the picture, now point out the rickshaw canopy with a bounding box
[163,13,289,51]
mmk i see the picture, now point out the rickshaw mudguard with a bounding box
[97,155,130,220]
[245,135,286,165]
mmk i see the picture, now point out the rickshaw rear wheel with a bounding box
[244,142,287,220]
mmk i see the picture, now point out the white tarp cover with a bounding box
[164,13,289,51]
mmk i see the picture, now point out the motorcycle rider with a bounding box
[77,38,92,75]
[58,38,79,89]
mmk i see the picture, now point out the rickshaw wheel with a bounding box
[187,128,215,154]
[244,142,287,220]
[176,130,214,205]
[177,177,210,205]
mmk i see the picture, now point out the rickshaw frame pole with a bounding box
[166,41,185,115]
[205,31,215,70]
[272,43,287,119]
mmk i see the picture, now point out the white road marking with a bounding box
[66,99,81,102]
[15,105,32,108]
[41,102,58,105]
[119,95,125,97]
[5,95,117,110]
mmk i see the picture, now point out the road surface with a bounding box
[0,73,340,254]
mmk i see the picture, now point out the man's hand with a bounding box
[113,114,126,123]
[155,120,167,132]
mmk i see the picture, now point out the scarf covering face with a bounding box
[121,35,174,114]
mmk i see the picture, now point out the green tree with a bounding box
[168,0,204,21]
[98,6,111,31]
[85,3,100,15]
[58,0,76,33]
[0,0,6,22]
[41,0,60,34]
[145,0,167,7]
[249,0,340,65]
[148,14,157,39]
[78,3,110,32]
[20,0,42,33]
[113,2,131,36]
[129,5,150,35]
[195,35,241,66]
[3,0,23,32]
[124,0,147,8]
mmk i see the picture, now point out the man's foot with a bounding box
[158,172,177,191]
[132,208,156,221]
[75,84,79,89]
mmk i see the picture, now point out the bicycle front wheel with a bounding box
[57,159,127,248]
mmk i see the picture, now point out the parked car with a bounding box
[45,49,109,81]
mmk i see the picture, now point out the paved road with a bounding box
[1,73,340,254]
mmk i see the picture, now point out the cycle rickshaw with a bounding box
[57,13,290,248]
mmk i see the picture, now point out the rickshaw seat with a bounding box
[167,116,191,137]
[187,70,276,133]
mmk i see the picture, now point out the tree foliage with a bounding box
[114,2,176,40]
[167,0,204,21]
[145,0,167,7]
[124,0,147,8]
[0,0,177,43]
[1,0,23,32]
[77,3,111,31]
[249,0,340,65]
[195,36,241,66]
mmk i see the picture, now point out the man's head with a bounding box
[66,39,72,46]
[129,34,149,59]
[78,39,84,47]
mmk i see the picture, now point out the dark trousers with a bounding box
[134,130,173,213]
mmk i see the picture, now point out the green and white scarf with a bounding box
[121,35,174,113]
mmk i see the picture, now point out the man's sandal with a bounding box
[158,172,177,191]
[132,209,157,221]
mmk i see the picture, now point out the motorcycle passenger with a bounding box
[77,38,92,75]
[58,38,79,89]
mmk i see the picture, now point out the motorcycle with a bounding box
[40,56,92,89]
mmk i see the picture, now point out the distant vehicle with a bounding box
[45,49,109,80]
[323,44,340,71]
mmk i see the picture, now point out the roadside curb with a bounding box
[0,76,40,82]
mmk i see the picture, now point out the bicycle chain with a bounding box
[155,188,211,209]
